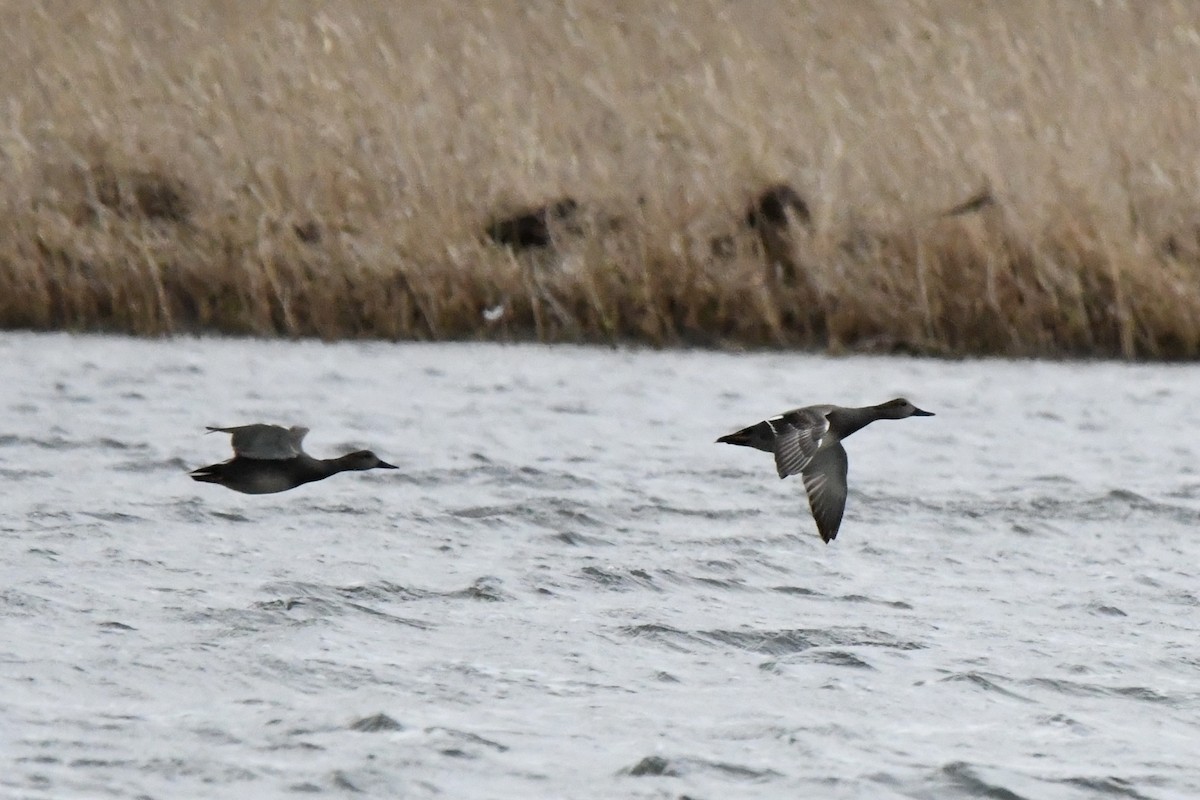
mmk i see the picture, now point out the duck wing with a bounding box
[772,408,830,479]
[801,441,849,542]
[207,424,309,460]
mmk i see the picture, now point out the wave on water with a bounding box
[618,623,924,657]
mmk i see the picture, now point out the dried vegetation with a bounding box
[3,1,1200,357]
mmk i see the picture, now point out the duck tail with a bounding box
[716,428,754,447]
[189,464,223,484]
[716,420,776,452]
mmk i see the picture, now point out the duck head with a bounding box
[879,398,935,418]
[339,450,399,471]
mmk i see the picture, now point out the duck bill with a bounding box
[912,407,935,416]
[378,460,399,469]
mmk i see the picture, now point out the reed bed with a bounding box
[4,1,1200,357]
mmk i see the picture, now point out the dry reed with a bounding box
[4,1,1200,357]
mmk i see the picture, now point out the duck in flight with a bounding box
[717,398,934,542]
[190,424,398,494]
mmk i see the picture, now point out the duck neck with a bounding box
[325,454,363,475]
[828,403,892,440]
[299,454,344,480]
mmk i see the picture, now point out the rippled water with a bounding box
[2,332,1198,799]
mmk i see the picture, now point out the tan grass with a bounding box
[4,1,1200,356]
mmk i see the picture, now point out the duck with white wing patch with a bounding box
[717,398,934,542]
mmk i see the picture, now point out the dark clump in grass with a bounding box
[941,186,996,218]
[89,163,193,225]
[486,198,581,251]
[745,184,811,232]
[292,221,321,245]
[4,3,1200,359]
[734,183,825,344]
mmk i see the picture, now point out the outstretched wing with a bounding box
[207,424,309,460]
[772,408,830,479]
[801,442,849,542]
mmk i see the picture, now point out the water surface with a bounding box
[2,333,1198,798]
